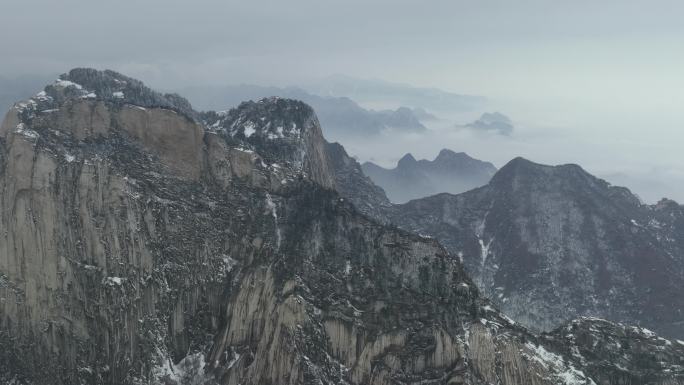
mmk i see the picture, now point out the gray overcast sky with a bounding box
[2,0,684,201]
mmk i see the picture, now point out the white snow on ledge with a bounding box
[524,342,596,385]
[55,79,83,90]
[104,276,124,286]
[243,121,256,137]
[154,350,208,384]
[14,123,39,139]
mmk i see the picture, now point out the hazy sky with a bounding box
[2,0,684,201]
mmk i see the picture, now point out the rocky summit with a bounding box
[0,69,682,385]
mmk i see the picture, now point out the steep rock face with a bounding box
[362,149,497,203]
[323,141,392,219]
[390,157,684,339]
[201,98,335,189]
[0,69,682,385]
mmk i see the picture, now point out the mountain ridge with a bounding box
[178,84,428,140]
[387,156,684,339]
[0,68,681,385]
[362,149,497,203]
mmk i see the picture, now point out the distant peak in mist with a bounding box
[306,74,486,113]
[362,149,496,203]
[462,111,514,136]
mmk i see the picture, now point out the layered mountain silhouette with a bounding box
[0,68,682,385]
[362,149,497,203]
[306,74,486,113]
[462,112,514,135]
[179,84,427,140]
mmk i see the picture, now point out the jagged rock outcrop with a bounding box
[362,149,497,203]
[389,157,684,339]
[545,317,684,385]
[0,69,682,385]
[200,97,334,189]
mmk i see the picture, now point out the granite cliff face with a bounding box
[390,157,684,339]
[0,69,682,385]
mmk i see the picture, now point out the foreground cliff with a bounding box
[0,69,682,385]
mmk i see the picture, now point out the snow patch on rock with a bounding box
[525,342,596,385]
[153,350,208,385]
[55,79,83,90]
[265,193,281,249]
[104,277,124,286]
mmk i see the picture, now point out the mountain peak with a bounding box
[497,157,596,179]
[492,157,590,185]
[434,148,467,162]
[2,70,334,188]
[397,153,418,167]
[204,97,318,141]
[201,97,334,188]
[492,156,552,179]
[654,197,682,211]
[504,156,538,167]
[464,111,514,135]
[489,157,642,209]
[362,150,497,203]
[47,68,198,120]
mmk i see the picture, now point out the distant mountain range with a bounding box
[462,111,514,135]
[362,149,497,203]
[329,143,684,340]
[2,69,683,384]
[178,84,428,140]
[306,74,487,113]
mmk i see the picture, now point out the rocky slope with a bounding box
[390,157,684,339]
[0,69,682,385]
[323,141,393,219]
[362,149,497,203]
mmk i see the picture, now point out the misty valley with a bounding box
[1,2,684,384]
